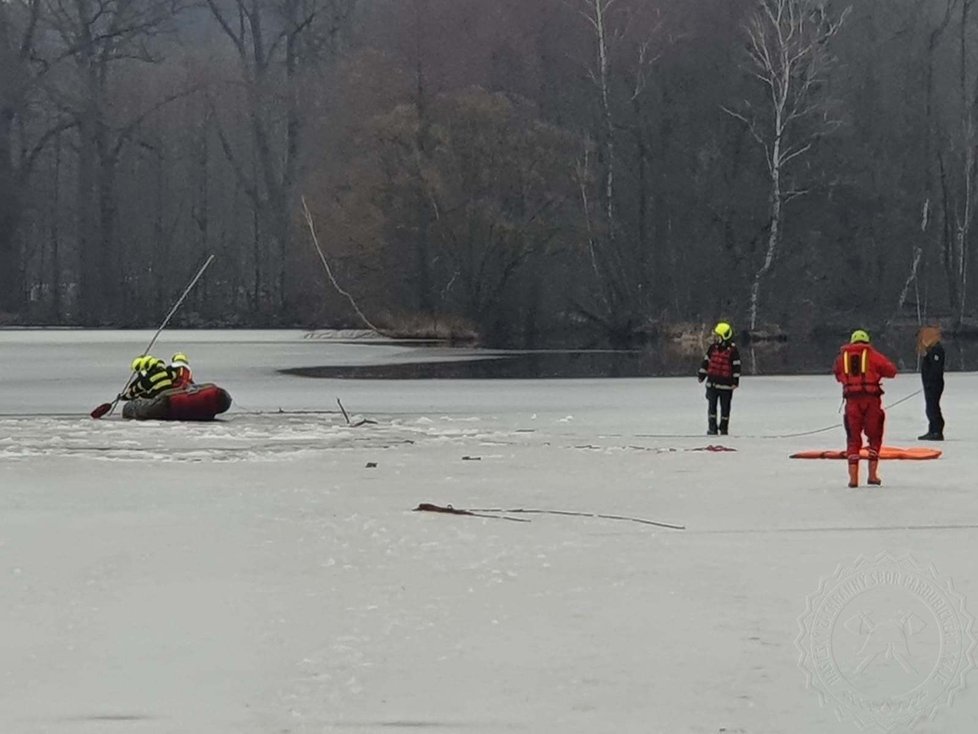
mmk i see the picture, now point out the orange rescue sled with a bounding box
[790,446,941,460]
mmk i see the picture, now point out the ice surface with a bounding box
[0,330,976,733]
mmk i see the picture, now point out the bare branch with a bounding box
[110,84,202,160]
[782,188,810,203]
[301,195,388,335]
[779,141,812,167]
[206,91,260,204]
[204,0,248,59]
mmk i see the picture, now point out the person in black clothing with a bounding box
[917,325,945,440]
[697,322,742,435]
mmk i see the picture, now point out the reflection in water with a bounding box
[283,337,978,379]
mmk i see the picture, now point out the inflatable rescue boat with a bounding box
[122,383,232,421]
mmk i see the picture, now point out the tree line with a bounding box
[1,0,975,346]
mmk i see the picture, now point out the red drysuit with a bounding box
[833,343,898,463]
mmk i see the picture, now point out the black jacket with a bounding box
[122,362,175,400]
[920,343,945,388]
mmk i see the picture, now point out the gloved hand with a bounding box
[697,375,705,383]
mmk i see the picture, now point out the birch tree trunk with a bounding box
[593,0,616,257]
[953,0,978,327]
[567,0,629,318]
[724,0,849,332]
[921,0,954,325]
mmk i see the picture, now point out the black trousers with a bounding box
[706,386,733,430]
[924,382,944,434]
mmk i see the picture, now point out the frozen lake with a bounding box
[1,330,976,733]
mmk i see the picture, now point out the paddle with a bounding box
[90,254,215,419]
[91,394,123,419]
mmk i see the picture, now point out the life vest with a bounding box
[170,365,194,388]
[707,345,734,379]
[839,345,883,396]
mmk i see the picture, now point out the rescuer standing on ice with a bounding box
[697,322,741,435]
[833,329,898,488]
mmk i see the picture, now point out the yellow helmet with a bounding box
[713,322,733,341]
[171,352,189,367]
[131,355,160,372]
[850,329,870,344]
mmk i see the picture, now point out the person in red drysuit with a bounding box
[169,352,194,389]
[833,329,898,488]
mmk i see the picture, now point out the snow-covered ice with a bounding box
[1,329,977,733]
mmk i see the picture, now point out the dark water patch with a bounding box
[63,714,154,722]
[283,350,694,379]
[324,722,518,730]
[281,337,978,380]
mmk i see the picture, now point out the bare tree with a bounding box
[0,0,73,316]
[569,0,629,320]
[42,0,187,321]
[944,0,978,326]
[724,0,849,331]
[626,12,667,305]
[427,92,573,326]
[204,0,357,316]
[0,0,37,314]
[317,71,579,337]
[565,0,675,341]
[899,0,956,326]
[406,0,434,314]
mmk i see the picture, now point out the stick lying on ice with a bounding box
[414,503,530,522]
[415,504,685,530]
[472,508,685,529]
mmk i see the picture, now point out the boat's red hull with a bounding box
[122,383,232,421]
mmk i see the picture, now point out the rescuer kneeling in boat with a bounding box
[168,352,194,389]
[123,355,175,401]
